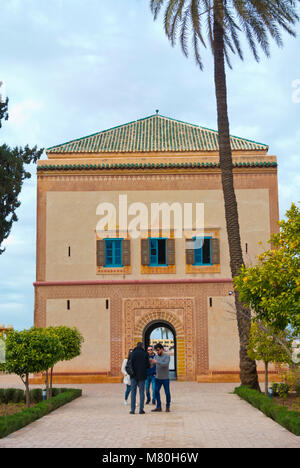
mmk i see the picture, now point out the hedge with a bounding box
[0,388,82,438]
[234,386,300,436]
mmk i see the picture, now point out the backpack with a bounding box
[125,356,134,377]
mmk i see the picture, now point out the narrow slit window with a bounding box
[67,300,70,310]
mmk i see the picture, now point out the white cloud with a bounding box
[9,99,43,126]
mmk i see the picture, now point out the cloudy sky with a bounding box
[0,0,299,330]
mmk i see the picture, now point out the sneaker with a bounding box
[152,401,156,405]
[130,411,135,414]
[124,400,128,406]
[145,400,150,405]
[166,407,170,412]
[151,408,162,412]
[139,410,145,414]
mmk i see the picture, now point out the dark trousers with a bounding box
[155,378,171,409]
[125,384,131,401]
[130,377,145,412]
[145,375,156,403]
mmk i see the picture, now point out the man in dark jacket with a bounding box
[129,342,150,414]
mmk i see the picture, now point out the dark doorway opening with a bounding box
[143,320,177,380]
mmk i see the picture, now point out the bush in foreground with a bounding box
[0,388,82,438]
[234,386,300,436]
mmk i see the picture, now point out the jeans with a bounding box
[130,377,145,413]
[155,378,171,409]
[125,384,131,401]
[145,375,156,403]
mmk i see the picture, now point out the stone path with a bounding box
[0,375,299,448]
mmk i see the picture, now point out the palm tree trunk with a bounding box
[213,6,259,390]
[265,361,269,396]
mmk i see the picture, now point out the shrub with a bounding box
[51,388,61,397]
[30,388,43,404]
[0,389,6,404]
[271,382,290,397]
[3,388,15,404]
[0,388,82,438]
[295,381,300,397]
[234,386,300,436]
[11,389,25,404]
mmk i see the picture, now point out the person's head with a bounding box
[147,345,154,355]
[154,343,164,355]
[136,342,144,350]
[127,348,133,360]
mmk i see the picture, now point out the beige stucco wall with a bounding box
[208,296,273,373]
[208,297,240,371]
[45,189,270,281]
[46,298,110,372]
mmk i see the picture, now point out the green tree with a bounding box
[0,91,8,127]
[47,326,84,396]
[150,0,299,389]
[0,98,43,254]
[2,328,62,407]
[37,328,64,399]
[247,322,292,395]
[235,203,300,335]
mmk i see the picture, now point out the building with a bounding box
[33,114,279,383]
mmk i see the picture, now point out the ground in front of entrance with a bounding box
[0,375,299,448]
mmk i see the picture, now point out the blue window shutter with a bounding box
[150,239,158,265]
[193,237,212,265]
[105,239,123,267]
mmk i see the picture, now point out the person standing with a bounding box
[121,349,133,405]
[130,342,150,415]
[145,345,156,405]
[151,343,171,413]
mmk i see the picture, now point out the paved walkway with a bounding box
[0,375,299,448]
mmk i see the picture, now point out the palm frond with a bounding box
[149,0,300,68]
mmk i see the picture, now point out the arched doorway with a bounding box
[143,320,177,380]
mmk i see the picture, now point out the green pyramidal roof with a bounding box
[47,114,268,154]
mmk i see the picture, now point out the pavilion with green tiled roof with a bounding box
[47,114,268,155]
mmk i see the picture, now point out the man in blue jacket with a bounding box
[145,345,156,405]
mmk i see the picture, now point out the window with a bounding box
[105,239,123,267]
[193,237,212,265]
[149,238,167,266]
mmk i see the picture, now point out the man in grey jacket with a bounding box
[151,343,171,412]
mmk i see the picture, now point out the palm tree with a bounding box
[150,0,299,390]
